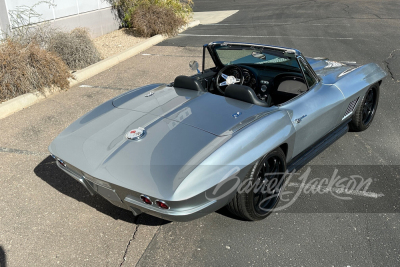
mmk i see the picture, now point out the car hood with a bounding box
[306,57,361,84]
[49,84,276,198]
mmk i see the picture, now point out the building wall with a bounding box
[0,0,120,38]
[0,0,9,34]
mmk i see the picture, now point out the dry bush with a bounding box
[4,0,56,46]
[47,28,102,70]
[130,4,186,37]
[0,39,72,102]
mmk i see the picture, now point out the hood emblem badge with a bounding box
[145,91,154,97]
[126,127,146,140]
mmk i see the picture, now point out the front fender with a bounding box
[334,63,387,99]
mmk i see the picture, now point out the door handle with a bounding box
[295,115,307,124]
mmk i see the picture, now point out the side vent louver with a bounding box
[343,97,360,119]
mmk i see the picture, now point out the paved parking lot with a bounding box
[1,0,400,266]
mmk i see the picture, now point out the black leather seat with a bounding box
[225,84,270,107]
[174,76,206,92]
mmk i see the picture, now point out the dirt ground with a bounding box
[93,28,147,59]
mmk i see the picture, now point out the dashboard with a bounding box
[193,64,306,104]
[223,65,280,99]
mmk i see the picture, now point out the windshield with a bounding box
[214,45,299,68]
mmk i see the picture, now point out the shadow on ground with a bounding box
[0,246,6,267]
[215,206,248,221]
[34,156,169,226]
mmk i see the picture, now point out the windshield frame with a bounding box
[206,41,301,69]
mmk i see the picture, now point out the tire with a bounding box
[227,147,287,221]
[349,84,380,132]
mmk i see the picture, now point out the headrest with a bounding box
[174,76,206,92]
[225,84,269,107]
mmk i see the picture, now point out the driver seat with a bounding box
[225,84,271,107]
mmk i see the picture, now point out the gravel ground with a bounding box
[93,28,147,59]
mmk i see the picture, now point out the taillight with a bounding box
[58,158,67,167]
[140,195,152,205]
[156,200,169,210]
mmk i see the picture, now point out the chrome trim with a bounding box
[56,161,96,196]
[140,195,153,205]
[208,41,300,56]
[155,200,170,210]
[84,174,112,189]
[342,96,360,120]
[298,56,320,85]
[339,66,361,77]
[124,195,217,216]
[145,91,154,97]
[126,127,146,141]
[57,158,67,168]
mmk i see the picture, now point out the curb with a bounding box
[0,20,200,120]
[0,89,54,120]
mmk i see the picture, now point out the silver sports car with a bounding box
[49,41,386,221]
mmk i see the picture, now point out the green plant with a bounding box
[110,0,193,29]
[129,4,186,37]
[0,40,72,102]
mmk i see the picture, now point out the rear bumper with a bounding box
[56,160,228,222]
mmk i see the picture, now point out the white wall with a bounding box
[0,0,118,37]
[5,0,112,22]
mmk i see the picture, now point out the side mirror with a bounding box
[252,51,266,60]
[189,61,200,73]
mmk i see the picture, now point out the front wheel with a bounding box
[227,148,287,221]
[349,84,380,132]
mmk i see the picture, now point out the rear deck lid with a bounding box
[112,84,277,136]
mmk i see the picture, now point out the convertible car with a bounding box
[49,41,386,221]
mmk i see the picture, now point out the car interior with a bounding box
[173,45,315,107]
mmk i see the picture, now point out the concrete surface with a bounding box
[193,10,239,25]
[1,0,400,266]
[0,88,55,120]
[0,45,198,266]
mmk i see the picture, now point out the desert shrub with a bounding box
[0,39,72,102]
[129,3,186,37]
[110,0,193,33]
[3,0,57,48]
[47,28,102,70]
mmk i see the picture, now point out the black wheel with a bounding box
[349,84,380,132]
[227,148,287,221]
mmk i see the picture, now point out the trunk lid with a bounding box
[112,84,276,136]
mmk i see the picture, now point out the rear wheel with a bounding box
[349,84,380,132]
[227,148,286,221]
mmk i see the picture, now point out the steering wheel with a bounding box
[215,65,244,95]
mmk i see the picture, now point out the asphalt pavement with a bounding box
[139,0,400,266]
[0,0,399,266]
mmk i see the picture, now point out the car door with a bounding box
[279,57,345,157]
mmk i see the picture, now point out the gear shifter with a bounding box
[261,85,268,93]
